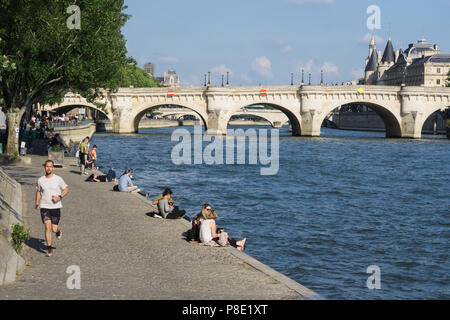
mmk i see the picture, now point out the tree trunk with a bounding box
[5,108,26,155]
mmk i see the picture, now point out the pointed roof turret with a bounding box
[365,47,378,72]
[370,34,375,47]
[381,37,395,63]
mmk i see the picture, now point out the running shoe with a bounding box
[56,230,62,240]
[46,248,53,257]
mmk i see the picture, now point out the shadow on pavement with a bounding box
[26,237,47,254]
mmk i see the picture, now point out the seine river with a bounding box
[90,126,450,300]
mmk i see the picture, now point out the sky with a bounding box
[123,0,450,87]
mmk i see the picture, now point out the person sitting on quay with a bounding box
[106,167,118,183]
[186,203,211,243]
[151,187,175,206]
[118,169,140,193]
[199,209,246,251]
[85,173,109,183]
[156,188,187,220]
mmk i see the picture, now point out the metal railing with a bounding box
[48,119,94,128]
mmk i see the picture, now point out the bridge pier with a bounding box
[272,121,283,128]
[206,113,229,135]
[400,112,425,139]
[299,97,324,137]
[399,87,429,139]
[299,118,322,137]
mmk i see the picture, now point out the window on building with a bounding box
[437,79,441,85]
[437,68,441,73]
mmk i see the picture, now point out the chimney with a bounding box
[433,44,439,50]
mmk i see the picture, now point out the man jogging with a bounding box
[35,160,69,257]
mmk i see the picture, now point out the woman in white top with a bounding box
[199,209,246,251]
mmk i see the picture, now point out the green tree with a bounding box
[446,70,450,87]
[0,0,129,154]
[120,60,161,88]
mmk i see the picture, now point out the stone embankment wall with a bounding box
[53,123,96,146]
[0,168,25,286]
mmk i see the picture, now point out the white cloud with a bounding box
[158,57,179,63]
[282,45,293,53]
[211,64,233,76]
[251,56,273,78]
[182,75,202,87]
[297,59,316,73]
[240,73,253,84]
[288,0,335,4]
[321,61,339,74]
[359,33,385,45]
[262,37,294,54]
[296,59,339,79]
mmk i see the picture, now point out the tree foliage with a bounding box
[0,0,130,153]
[120,60,161,88]
[447,70,450,87]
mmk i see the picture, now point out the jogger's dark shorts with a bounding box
[40,208,61,225]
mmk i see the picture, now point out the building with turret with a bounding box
[364,35,450,87]
[162,69,180,87]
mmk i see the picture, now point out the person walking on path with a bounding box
[35,160,69,257]
[79,137,89,175]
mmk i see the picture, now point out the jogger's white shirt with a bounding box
[37,175,68,209]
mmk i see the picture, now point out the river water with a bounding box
[90,126,450,300]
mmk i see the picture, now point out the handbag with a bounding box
[217,231,229,247]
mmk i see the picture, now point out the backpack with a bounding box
[113,184,119,192]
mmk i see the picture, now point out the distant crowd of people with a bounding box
[19,113,89,153]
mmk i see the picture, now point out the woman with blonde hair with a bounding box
[187,203,211,243]
[199,209,246,251]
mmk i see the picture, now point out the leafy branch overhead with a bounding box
[0,0,131,154]
[0,0,130,110]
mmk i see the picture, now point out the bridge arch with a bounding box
[47,102,113,123]
[229,112,274,127]
[319,101,402,138]
[131,103,208,132]
[152,108,200,121]
[227,103,301,136]
[418,104,450,137]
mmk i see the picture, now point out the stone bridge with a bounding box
[45,85,450,139]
